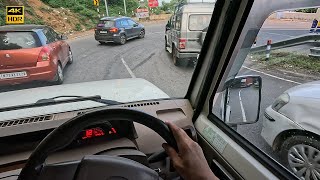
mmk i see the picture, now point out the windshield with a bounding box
[97,20,115,27]
[0,32,41,50]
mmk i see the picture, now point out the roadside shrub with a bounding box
[75,23,82,31]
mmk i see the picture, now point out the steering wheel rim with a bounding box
[18,108,178,180]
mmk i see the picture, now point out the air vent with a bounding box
[122,101,160,108]
[0,115,53,128]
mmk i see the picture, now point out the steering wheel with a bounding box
[18,108,178,180]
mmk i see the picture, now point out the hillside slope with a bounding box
[1,0,140,34]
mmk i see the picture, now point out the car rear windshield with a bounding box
[97,20,115,28]
[188,14,212,31]
[0,31,42,50]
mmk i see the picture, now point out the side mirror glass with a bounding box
[222,75,262,127]
[133,23,138,27]
[61,35,68,40]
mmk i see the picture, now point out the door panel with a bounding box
[125,20,134,38]
[195,114,278,180]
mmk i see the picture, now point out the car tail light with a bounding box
[37,46,51,62]
[109,27,118,33]
[179,38,186,49]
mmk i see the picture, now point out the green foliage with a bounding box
[75,23,82,31]
[0,7,5,26]
[295,8,318,13]
[253,51,320,74]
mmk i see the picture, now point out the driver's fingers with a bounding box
[166,121,190,146]
[162,143,182,165]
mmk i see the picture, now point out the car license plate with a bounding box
[100,31,108,34]
[0,71,27,79]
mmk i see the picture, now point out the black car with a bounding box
[94,17,145,45]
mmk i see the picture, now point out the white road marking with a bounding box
[263,32,295,38]
[147,32,163,35]
[238,89,247,122]
[242,66,302,85]
[121,58,136,78]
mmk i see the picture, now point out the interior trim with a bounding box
[207,113,299,180]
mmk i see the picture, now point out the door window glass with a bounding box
[121,20,129,27]
[42,28,55,43]
[211,7,320,180]
[127,20,136,26]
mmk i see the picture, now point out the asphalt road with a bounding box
[0,22,311,166]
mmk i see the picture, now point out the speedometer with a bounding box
[80,127,117,140]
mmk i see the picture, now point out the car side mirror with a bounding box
[166,26,171,31]
[221,75,262,128]
[133,23,138,27]
[61,35,68,40]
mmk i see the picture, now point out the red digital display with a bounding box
[82,127,106,140]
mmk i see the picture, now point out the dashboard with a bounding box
[0,99,194,177]
[0,120,136,156]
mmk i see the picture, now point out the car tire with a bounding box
[53,63,64,85]
[139,29,145,39]
[280,135,320,180]
[119,34,126,45]
[172,46,180,66]
[67,49,73,64]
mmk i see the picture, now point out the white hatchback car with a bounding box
[261,81,320,179]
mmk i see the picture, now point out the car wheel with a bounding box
[67,49,73,64]
[280,135,320,180]
[53,63,64,85]
[139,29,145,39]
[172,46,180,66]
[120,34,126,45]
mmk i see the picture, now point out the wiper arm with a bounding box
[0,95,121,113]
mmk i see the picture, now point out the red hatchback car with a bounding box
[0,25,73,86]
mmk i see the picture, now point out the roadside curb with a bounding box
[67,30,94,41]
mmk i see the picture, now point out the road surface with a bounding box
[0,21,311,165]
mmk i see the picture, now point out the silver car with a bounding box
[261,81,320,178]
[165,3,214,66]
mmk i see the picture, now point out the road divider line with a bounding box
[238,89,247,123]
[242,66,302,85]
[121,58,136,78]
[147,32,163,35]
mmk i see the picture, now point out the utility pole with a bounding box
[104,0,109,16]
[123,0,127,16]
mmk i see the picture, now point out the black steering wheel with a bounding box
[18,108,178,180]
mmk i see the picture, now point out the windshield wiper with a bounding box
[0,95,121,113]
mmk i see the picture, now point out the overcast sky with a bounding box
[158,0,216,5]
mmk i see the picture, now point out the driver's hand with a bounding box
[162,122,219,180]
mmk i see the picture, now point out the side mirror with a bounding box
[166,26,171,31]
[222,75,262,127]
[133,23,138,27]
[61,35,68,40]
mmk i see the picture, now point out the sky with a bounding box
[157,0,216,6]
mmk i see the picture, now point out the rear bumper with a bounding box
[0,61,57,86]
[95,34,121,43]
[176,51,199,59]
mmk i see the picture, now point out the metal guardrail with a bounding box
[250,33,320,53]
